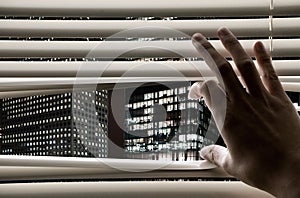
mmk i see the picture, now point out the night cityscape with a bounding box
[0,85,299,160]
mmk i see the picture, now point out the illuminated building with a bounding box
[0,90,108,157]
[124,83,219,161]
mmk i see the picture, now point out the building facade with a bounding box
[124,83,219,161]
[0,90,108,158]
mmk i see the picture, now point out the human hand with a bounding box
[189,27,300,197]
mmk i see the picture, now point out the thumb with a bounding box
[200,145,229,168]
[189,80,226,132]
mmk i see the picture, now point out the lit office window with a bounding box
[123,83,219,161]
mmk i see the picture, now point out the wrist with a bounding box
[277,159,300,198]
[279,175,300,198]
[262,157,300,198]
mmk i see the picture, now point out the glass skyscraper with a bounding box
[124,82,219,161]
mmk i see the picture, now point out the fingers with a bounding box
[189,80,226,132]
[200,145,229,168]
[217,27,267,98]
[192,33,244,99]
[254,41,285,96]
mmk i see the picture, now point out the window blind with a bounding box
[0,0,299,197]
[0,0,298,96]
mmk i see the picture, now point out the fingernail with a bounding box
[255,41,265,52]
[188,82,203,100]
[218,27,230,38]
[192,33,206,43]
[200,147,209,159]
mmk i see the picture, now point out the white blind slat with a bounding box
[0,82,298,99]
[273,0,300,15]
[0,77,298,93]
[273,18,300,36]
[278,77,300,83]
[0,19,271,38]
[0,155,215,170]
[0,166,229,180]
[0,0,270,17]
[0,0,298,17]
[1,18,299,38]
[0,40,256,58]
[0,39,299,58]
[282,83,300,92]
[272,39,300,57]
[0,182,273,198]
[0,60,298,77]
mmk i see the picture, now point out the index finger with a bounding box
[192,33,244,99]
[217,27,266,98]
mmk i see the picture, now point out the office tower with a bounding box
[124,83,219,161]
[0,90,108,157]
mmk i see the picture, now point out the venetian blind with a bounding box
[0,0,298,197]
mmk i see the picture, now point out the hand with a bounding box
[189,27,300,197]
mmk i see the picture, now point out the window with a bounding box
[0,0,299,197]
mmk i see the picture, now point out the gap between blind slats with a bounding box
[0,0,271,17]
[0,18,299,38]
[0,39,299,58]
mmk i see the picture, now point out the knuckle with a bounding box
[260,55,271,63]
[262,70,279,81]
[218,62,232,75]
[223,36,239,47]
[239,59,254,68]
[200,41,213,51]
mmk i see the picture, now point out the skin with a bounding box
[189,27,300,197]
